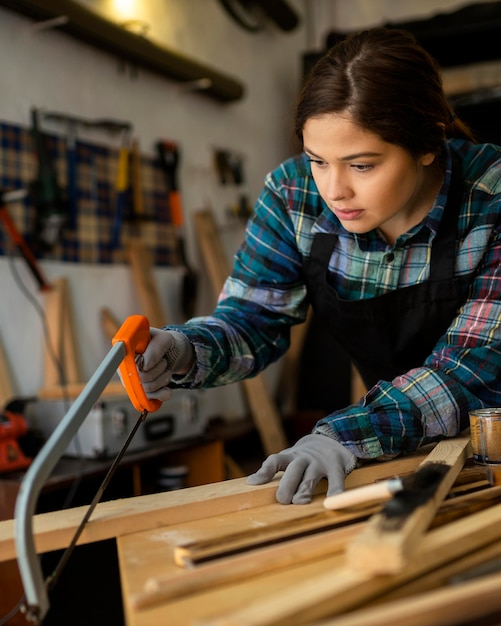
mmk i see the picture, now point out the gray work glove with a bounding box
[137,328,194,401]
[247,434,357,505]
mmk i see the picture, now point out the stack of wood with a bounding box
[3,436,501,625]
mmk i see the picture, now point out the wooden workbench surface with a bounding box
[114,443,501,626]
[4,441,501,625]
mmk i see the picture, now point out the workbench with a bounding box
[0,436,224,521]
[2,441,501,626]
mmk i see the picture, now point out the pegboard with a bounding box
[0,120,179,266]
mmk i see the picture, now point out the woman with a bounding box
[137,28,501,504]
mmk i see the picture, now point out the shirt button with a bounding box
[384,252,395,263]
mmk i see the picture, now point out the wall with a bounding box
[0,0,305,420]
[307,0,501,95]
[1,0,499,421]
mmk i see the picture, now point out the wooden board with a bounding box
[126,239,166,329]
[0,448,431,562]
[125,141,167,329]
[42,276,82,388]
[0,334,15,409]
[190,500,501,626]
[6,441,501,626]
[114,472,501,626]
[346,436,470,574]
[193,209,288,455]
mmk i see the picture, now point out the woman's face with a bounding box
[303,112,440,245]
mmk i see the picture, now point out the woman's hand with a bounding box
[137,328,194,401]
[247,434,357,504]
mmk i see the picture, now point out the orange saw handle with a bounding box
[112,315,162,413]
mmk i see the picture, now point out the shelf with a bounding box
[0,0,245,102]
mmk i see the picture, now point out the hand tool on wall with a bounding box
[110,137,130,249]
[29,108,68,251]
[157,140,198,320]
[65,119,78,230]
[15,315,160,624]
[0,190,52,291]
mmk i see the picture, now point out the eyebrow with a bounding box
[304,147,382,161]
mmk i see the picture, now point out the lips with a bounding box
[334,208,364,221]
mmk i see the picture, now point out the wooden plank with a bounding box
[193,209,288,455]
[275,307,312,416]
[174,468,494,568]
[319,568,501,626]
[173,509,373,567]
[345,436,471,574]
[200,501,501,626]
[350,364,367,404]
[0,450,430,562]
[42,276,82,387]
[100,306,121,341]
[126,141,166,329]
[0,335,15,409]
[127,480,501,610]
[126,239,166,329]
[132,523,364,611]
[368,534,501,605]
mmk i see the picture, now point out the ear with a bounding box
[420,152,436,167]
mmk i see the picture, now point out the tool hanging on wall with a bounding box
[29,108,68,252]
[34,110,133,242]
[213,148,252,221]
[0,190,52,291]
[110,131,131,249]
[65,118,78,230]
[157,140,198,319]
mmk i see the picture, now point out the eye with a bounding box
[351,163,373,172]
[307,157,328,169]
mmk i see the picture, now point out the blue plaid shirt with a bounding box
[168,138,501,460]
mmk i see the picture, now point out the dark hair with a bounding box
[295,27,475,158]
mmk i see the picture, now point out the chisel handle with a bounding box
[112,315,161,414]
[323,478,403,510]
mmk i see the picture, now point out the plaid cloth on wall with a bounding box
[0,121,179,266]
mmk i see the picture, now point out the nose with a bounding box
[325,170,351,202]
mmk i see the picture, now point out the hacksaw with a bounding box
[14,314,160,624]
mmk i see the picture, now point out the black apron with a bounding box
[303,158,470,390]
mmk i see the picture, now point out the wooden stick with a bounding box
[200,500,501,626]
[0,335,15,409]
[132,482,501,612]
[193,209,288,455]
[43,276,82,387]
[173,509,374,567]
[133,523,364,611]
[126,239,166,328]
[100,306,121,341]
[1,450,430,562]
[178,464,486,567]
[345,436,470,575]
[318,568,501,626]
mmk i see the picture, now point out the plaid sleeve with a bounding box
[165,160,313,387]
